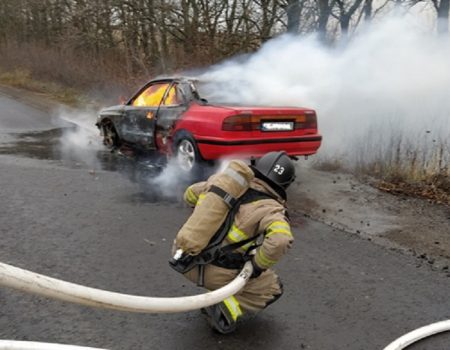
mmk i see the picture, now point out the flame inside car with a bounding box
[133,83,178,107]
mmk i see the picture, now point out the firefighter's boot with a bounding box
[201,301,241,334]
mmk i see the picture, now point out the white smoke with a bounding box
[144,159,194,200]
[197,15,450,170]
[54,108,103,169]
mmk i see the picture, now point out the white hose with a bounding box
[5,261,448,349]
[0,340,107,350]
[383,320,450,350]
[0,261,252,313]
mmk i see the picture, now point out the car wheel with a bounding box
[102,121,120,150]
[176,138,199,172]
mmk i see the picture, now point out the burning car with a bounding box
[96,77,322,172]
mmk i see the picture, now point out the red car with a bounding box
[96,77,321,172]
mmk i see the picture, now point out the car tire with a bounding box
[101,120,121,150]
[173,131,216,180]
[175,136,200,173]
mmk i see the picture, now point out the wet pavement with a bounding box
[1,91,449,350]
[0,119,189,203]
[0,93,54,132]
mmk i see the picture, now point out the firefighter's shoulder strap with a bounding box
[208,185,238,208]
[202,186,277,253]
[210,184,278,210]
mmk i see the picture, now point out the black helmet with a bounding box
[252,151,296,197]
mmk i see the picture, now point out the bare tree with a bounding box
[317,0,335,42]
[363,0,373,21]
[431,0,450,34]
[334,0,365,36]
[285,0,302,33]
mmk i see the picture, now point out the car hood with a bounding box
[100,105,124,112]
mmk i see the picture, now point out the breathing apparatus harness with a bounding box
[169,184,282,286]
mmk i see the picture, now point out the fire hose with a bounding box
[0,341,107,350]
[382,320,450,350]
[2,322,449,350]
[1,261,449,349]
[0,260,252,350]
[0,261,252,313]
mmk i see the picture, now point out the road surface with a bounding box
[0,89,449,349]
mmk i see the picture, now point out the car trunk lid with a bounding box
[220,106,318,135]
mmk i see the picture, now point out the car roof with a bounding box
[146,76,199,85]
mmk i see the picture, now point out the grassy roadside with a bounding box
[313,158,450,207]
[0,68,92,107]
[361,143,450,206]
[374,173,450,206]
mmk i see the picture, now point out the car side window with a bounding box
[132,83,169,107]
[162,84,182,106]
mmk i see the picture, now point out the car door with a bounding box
[120,82,171,149]
[154,82,190,150]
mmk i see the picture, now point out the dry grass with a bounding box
[0,68,31,87]
[353,132,450,205]
[0,42,139,105]
[375,172,450,206]
[313,127,450,205]
[0,68,81,105]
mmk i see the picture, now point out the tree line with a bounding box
[0,0,448,91]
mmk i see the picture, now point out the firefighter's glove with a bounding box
[250,258,265,279]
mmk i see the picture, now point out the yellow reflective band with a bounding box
[197,193,206,205]
[255,249,276,269]
[268,225,291,232]
[266,221,292,238]
[226,224,248,243]
[185,187,198,204]
[266,229,293,238]
[241,241,254,251]
[223,296,243,321]
[267,221,290,230]
[226,225,256,253]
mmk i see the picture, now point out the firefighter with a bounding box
[173,151,295,334]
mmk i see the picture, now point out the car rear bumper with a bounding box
[196,135,322,160]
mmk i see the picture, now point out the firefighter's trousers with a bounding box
[184,264,283,313]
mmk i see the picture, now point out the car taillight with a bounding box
[296,112,317,129]
[222,112,317,131]
[222,114,258,131]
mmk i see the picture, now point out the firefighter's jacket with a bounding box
[181,176,293,271]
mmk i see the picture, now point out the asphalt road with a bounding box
[0,91,449,350]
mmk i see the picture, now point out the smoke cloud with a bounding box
[197,15,450,169]
[55,108,104,169]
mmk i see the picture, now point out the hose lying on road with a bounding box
[0,261,252,313]
[383,319,450,350]
[3,320,450,350]
[2,262,448,349]
[0,340,107,350]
